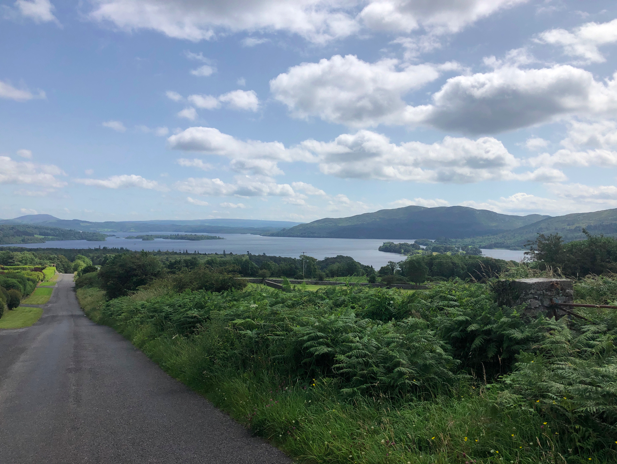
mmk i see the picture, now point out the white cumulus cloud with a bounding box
[177,107,198,120]
[536,18,617,64]
[16,149,33,159]
[191,64,216,77]
[270,54,450,127]
[0,156,66,188]
[14,0,58,24]
[0,80,45,101]
[221,202,247,209]
[187,197,209,206]
[102,120,127,132]
[75,174,166,190]
[218,90,259,112]
[176,158,213,171]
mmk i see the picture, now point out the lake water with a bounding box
[3,233,526,269]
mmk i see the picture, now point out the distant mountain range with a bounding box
[0,215,301,235]
[270,206,550,240]
[272,206,617,249]
[3,207,617,249]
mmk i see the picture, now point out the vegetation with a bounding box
[271,205,548,239]
[126,234,223,241]
[74,245,617,463]
[525,230,617,277]
[0,306,44,329]
[380,240,482,256]
[1,214,299,235]
[22,287,53,305]
[0,224,107,244]
[7,289,22,310]
[378,254,510,283]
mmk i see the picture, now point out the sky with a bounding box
[1,0,617,223]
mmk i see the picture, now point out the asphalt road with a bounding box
[0,274,292,464]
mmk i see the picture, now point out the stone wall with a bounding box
[495,278,573,317]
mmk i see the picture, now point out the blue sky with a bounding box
[1,0,617,222]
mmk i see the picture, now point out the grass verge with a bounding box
[22,287,53,305]
[0,306,44,329]
[39,281,57,287]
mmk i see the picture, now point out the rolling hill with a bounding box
[457,208,617,249]
[271,206,550,239]
[0,215,301,235]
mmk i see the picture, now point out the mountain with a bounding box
[0,216,302,234]
[459,208,617,249]
[7,214,61,224]
[271,206,550,239]
[0,225,107,245]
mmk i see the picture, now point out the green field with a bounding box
[43,267,57,281]
[22,287,53,305]
[39,281,57,287]
[0,306,44,329]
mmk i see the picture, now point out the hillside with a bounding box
[457,208,617,249]
[271,206,549,239]
[0,215,301,235]
[0,225,107,245]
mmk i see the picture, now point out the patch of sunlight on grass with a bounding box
[0,306,44,329]
[22,287,53,305]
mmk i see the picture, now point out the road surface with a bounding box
[0,274,292,463]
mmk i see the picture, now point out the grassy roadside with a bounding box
[75,285,614,464]
[39,281,57,287]
[0,306,44,329]
[23,287,53,305]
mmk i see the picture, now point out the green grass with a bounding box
[43,267,57,281]
[39,281,57,286]
[22,287,53,305]
[0,306,44,329]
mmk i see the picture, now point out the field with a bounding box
[0,306,44,329]
[22,287,53,305]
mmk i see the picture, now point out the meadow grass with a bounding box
[0,306,44,329]
[76,283,617,463]
[22,287,53,305]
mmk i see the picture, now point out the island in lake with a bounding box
[126,234,223,241]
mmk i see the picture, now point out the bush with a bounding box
[401,257,428,283]
[171,268,246,293]
[99,252,164,299]
[78,265,97,277]
[7,289,22,310]
[75,272,102,289]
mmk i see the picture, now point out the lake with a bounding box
[3,233,526,269]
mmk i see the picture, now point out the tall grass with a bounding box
[76,280,617,463]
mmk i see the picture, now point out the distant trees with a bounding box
[526,230,617,277]
[99,252,164,299]
[402,258,429,284]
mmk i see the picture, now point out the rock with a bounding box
[494,278,573,318]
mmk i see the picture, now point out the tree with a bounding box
[7,289,22,310]
[98,252,164,299]
[525,233,565,270]
[402,258,429,284]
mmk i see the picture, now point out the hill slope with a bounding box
[271,206,549,239]
[0,216,301,234]
[0,225,107,245]
[459,208,617,249]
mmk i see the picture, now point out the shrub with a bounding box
[99,252,164,299]
[171,268,246,293]
[78,265,97,277]
[7,289,22,310]
[75,272,102,289]
[401,257,429,283]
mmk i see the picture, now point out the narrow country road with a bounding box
[0,274,292,464]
